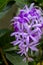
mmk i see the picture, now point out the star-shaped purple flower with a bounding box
[11,3,43,61]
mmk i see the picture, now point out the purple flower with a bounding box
[11,3,43,61]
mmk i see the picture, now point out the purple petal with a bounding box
[11,40,21,45]
[28,57,34,62]
[30,46,38,51]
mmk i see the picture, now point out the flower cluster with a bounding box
[11,3,43,61]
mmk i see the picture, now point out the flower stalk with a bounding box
[0,48,8,65]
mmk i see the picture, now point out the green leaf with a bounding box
[15,0,28,7]
[0,61,2,64]
[0,0,9,11]
[15,0,25,4]
[28,61,36,65]
[0,4,18,29]
[4,46,18,52]
[0,29,13,48]
[6,53,28,65]
[0,29,9,37]
[0,8,9,19]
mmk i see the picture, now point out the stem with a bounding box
[40,61,42,65]
[39,48,42,65]
[0,48,8,65]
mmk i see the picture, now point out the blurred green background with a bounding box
[0,0,43,65]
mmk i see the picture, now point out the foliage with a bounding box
[0,0,43,65]
[6,53,28,65]
[0,0,9,11]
